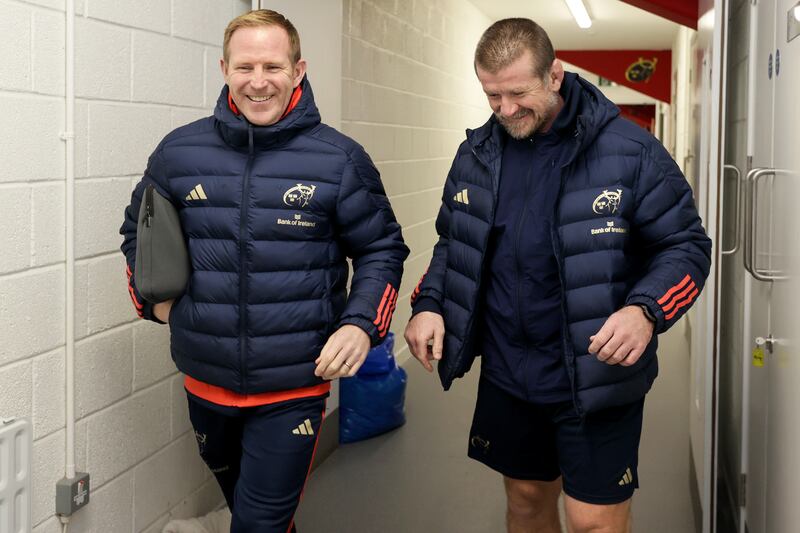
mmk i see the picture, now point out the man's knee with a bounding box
[504,477,561,517]
[564,494,631,533]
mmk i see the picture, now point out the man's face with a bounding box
[477,51,563,139]
[220,25,306,126]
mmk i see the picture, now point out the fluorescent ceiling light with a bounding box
[794,2,800,22]
[564,0,592,29]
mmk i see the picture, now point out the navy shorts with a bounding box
[187,392,327,533]
[468,377,644,505]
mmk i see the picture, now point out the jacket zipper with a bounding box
[513,141,535,399]
[144,184,154,227]
[239,125,255,393]
[553,135,583,417]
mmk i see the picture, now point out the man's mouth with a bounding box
[247,95,272,102]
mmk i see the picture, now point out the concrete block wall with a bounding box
[0,0,249,531]
[341,0,491,359]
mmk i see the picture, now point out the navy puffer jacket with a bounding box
[411,73,711,414]
[121,78,408,394]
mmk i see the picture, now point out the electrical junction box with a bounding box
[56,472,90,516]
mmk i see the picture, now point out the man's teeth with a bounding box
[248,95,271,102]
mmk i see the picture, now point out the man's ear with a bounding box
[549,59,565,91]
[292,59,307,88]
[219,58,228,82]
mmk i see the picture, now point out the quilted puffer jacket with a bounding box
[121,78,409,394]
[411,73,712,414]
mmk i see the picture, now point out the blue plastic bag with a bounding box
[339,333,407,443]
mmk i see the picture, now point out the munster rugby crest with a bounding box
[283,183,316,208]
[592,189,623,215]
[625,57,657,83]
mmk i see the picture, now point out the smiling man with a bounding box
[404,18,711,533]
[120,9,407,532]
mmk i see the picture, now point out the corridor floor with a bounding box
[295,325,697,532]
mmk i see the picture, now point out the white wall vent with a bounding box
[0,418,31,533]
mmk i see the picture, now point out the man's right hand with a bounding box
[404,311,445,373]
[153,299,175,323]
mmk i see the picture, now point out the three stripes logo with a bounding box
[185,184,208,201]
[373,282,398,339]
[618,467,634,486]
[292,418,315,436]
[453,188,470,205]
[658,274,699,321]
[410,269,427,304]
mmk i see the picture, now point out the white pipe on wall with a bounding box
[251,0,259,11]
[64,0,76,481]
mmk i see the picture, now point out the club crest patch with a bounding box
[592,189,623,215]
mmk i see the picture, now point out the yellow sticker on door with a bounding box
[752,347,765,367]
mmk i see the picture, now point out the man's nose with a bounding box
[499,98,518,117]
[250,69,269,89]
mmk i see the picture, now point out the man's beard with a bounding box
[496,91,560,140]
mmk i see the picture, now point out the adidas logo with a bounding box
[185,184,208,201]
[292,418,315,436]
[453,188,469,205]
[618,467,633,486]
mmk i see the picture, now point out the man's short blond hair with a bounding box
[223,9,301,64]
[474,18,555,79]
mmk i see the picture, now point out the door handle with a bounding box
[746,167,790,281]
[721,164,743,255]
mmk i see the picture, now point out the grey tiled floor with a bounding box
[296,325,697,533]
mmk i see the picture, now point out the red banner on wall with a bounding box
[620,0,698,29]
[556,50,672,104]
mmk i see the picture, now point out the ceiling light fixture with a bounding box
[564,0,592,29]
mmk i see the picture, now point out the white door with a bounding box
[742,1,800,532]
[741,1,776,532]
[763,0,800,530]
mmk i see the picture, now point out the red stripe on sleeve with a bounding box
[373,284,393,326]
[657,274,691,305]
[665,288,700,320]
[661,281,696,313]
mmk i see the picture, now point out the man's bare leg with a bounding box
[564,493,632,533]
[504,476,563,533]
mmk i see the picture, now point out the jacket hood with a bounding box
[214,75,322,150]
[467,72,621,164]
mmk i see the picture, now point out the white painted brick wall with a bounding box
[75,327,133,418]
[133,432,208,531]
[132,31,205,107]
[32,9,66,96]
[75,18,132,101]
[0,1,247,530]
[132,320,173,391]
[87,102,172,177]
[342,0,490,356]
[32,348,66,440]
[86,382,171,487]
[0,1,32,92]
[74,178,133,258]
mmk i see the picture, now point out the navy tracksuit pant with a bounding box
[187,393,327,533]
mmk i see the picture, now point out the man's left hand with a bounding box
[588,306,655,366]
[315,324,371,380]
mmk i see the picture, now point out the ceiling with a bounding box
[469,0,681,50]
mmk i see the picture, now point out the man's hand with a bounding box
[404,311,445,373]
[588,305,655,366]
[315,325,370,380]
[153,299,175,323]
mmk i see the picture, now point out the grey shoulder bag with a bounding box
[134,184,190,303]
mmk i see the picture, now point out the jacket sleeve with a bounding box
[625,140,712,334]
[409,151,463,317]
[334,146,409,346]
[119,146,171,323]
